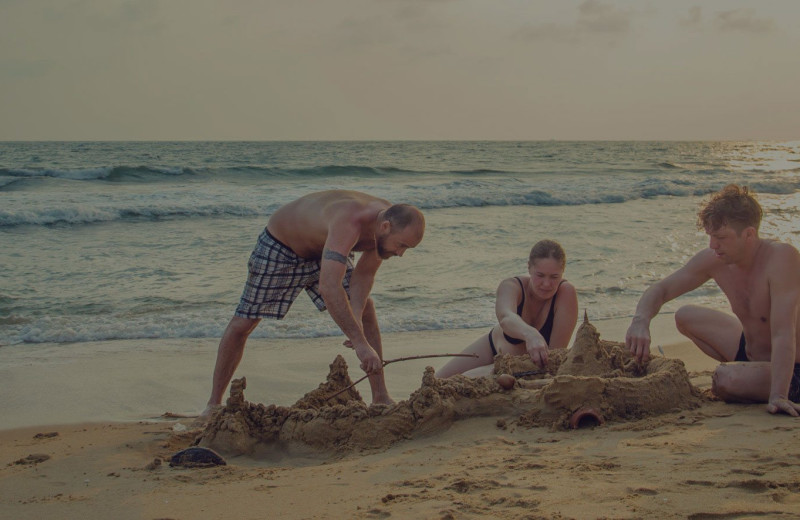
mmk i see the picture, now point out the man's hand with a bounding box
[626,318,652,364]
[354,343,383,374]
[767,396,800,417]
[526,336,549,368]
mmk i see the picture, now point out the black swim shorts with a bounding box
[735,333,800,403]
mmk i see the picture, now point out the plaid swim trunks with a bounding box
[234,228,354,319]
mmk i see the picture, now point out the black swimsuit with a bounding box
[736,332,800,403]
[488,277,563,356]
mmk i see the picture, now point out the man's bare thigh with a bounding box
[678,305,742,361]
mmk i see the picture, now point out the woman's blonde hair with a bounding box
[528,239,566,269]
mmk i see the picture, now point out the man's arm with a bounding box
[319,221,382,374]
[626,250,715,363]
[348,248,382,323]
[766,245,800,417]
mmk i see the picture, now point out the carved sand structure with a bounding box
[198,318,702,456]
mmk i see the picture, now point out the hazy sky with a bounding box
[2,1,798,140]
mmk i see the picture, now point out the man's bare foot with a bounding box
[199,404,223,419]
[191,404,223,428]
[371,396,395,406]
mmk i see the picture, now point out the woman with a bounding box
[436,239,579,378]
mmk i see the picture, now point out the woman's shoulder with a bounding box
[555,280,578,300]
[499,274,527,284]
[496,275,526,295]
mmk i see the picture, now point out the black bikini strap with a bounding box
[514,277,525,312]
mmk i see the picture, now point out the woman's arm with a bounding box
[548,281,579,349]
[495,277,549,365]
[495,277,535,339]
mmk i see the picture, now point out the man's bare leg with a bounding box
[676,305,775,403]
[675,305,743,362]
[202,316,261,416]
[712,362,772,402]
[361,298,393,405]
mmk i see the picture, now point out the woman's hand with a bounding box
[525,334,549,367]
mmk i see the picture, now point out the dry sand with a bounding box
[2,319,800,519]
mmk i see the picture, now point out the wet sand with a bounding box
[2,321,800,519]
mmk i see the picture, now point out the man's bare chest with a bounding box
[716,271,771,323]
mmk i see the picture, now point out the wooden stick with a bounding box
[325,353,478,401]
[383,353,478,366]
[512,370,546,378]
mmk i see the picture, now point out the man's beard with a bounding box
[376,236,392,259]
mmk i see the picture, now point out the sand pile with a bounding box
[199,356,514,457]
[517,318,701,429]
[491,315,643,380]
[198,319,702,456]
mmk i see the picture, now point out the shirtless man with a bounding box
[204,190,425,415]
[626,184,800,417]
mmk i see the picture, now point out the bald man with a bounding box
[204,190,425,415]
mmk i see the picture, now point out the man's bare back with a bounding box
[267,190,391,259]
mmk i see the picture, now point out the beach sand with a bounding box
[2,318,800,519]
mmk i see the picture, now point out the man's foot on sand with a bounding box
[371,397,396,406]
[195,404,223,426]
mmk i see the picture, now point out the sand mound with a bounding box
[199,356,511,457]
[198,319,702,456]
[491,316,641,380]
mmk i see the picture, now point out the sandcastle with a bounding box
[197,318,702,456]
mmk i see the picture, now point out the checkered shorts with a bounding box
[234,228,353,319]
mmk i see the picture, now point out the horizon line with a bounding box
[2,138,799,143]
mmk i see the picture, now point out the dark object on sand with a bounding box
[169,447,227,468]
[14,453,50,465]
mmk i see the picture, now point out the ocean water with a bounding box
[2,141,800,347]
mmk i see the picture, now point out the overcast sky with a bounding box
[1,0,798,140]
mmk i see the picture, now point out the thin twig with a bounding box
[325,353,478,401]
[383,353,478,366]
[512,370,546,378]
[329,373,371,399]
